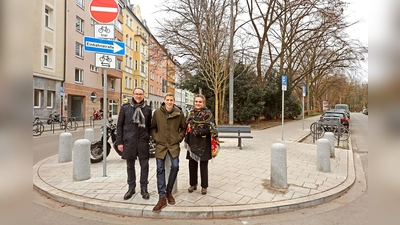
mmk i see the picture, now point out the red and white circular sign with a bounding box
[89,0,119,24]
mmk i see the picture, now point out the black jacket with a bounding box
[116,102,152,160]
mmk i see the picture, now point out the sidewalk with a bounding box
[33,117,355,219]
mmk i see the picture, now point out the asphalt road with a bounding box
[33,113,368,225]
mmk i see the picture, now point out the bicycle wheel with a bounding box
[33,124,41,136]
[60,120,67,130]
[66,120,73,131]
[334,126,350,141]
[310,122,324,139]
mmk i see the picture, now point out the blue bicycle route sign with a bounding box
[83,36,125,56]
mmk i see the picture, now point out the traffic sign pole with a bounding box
[281,76,287,140]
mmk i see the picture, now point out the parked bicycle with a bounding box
[64,117,78,131]
[47,111,67,130]
[33,117,45,136]
[310,118,349,141]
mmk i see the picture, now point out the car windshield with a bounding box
[335,106,348,110]
[323,113,344,118]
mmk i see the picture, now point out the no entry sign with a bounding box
[89,0,119,24]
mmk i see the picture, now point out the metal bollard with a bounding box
[73,139,91,181]
[58,132,72,163]
[317,139,331,172]
[85,128,94,143]
[323,132,335,158]
[271,143,288,189]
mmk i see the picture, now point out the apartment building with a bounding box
[63,0,123,121]
[33,0,65,119]
[148,34,168,110]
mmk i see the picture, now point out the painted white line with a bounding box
[91,6,118,13]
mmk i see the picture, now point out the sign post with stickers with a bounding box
[85,0,123,176]
[281,76,287,140]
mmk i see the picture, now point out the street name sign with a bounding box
[84,36,125,55]
[95,53,116,68]
[89,0,119,23]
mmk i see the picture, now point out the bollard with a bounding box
[323,132,335,158]
[165,154,178,194]
[58,132,72,163]
[85,128,94,143]
[317,139,331,172]
[73,139,91,181]
[271,143,288,189]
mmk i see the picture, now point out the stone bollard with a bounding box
[323,132,335,158]
[73,139,91,181]
[58,132,72,163]
[317,139,331,172]
[165,155,178,194]
[85,128,94,142]
[271,143,288,189]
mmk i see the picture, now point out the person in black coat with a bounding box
[116,87,152,200]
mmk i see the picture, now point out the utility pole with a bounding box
[228,0,234,125]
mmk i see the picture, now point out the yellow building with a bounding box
[122,3,150,104]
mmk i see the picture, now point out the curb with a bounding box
[33,143,356,219]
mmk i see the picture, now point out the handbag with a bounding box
[211,136,219,158]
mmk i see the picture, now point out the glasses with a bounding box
[134,93,144,96]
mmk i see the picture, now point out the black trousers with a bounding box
[189,159,209,188]
[126,158,149,190]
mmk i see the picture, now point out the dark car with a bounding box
[320,110,349,129]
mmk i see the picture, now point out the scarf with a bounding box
[185,107,220,161]
[130,100,146,128]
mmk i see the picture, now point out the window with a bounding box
[47,91,55,108]
[129,77,132,89]
[90,18,98,25]
[134,79,138,88]
[141,43,146,55]
[150,71,154,80]
[109,99,118,116]
[141,80,144,89]
[114,20,122,32]
[126,15,129,25]
[134,60,138,70]
[76,17,84,33]
[76,0,84,8]
[125,77,128,88]
[141,61,145,73]
[126,34,129,47]
[75,42,83,58]
[75,68,83,83]
[135,41,138,51]
[129,38,132,48]
[116,59,122,70]
[90,65,98,73]
[150,85,154,94]
[34,89,43,108]
[43,46,52,68]
[44,6,53,28]
[110,79,115,90]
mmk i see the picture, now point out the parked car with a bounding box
[320,110,350,129]
[334,104,350,119]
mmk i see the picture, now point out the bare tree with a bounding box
[155,0,233,124]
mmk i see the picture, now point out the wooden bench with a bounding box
[217,125,253,149]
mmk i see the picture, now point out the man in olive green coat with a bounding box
[150,92,186,212]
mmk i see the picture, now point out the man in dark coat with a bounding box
[150,92,186,212]
[116,87,152,200]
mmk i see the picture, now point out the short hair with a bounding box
[194,94,206,105]
[164,92,175,100]
[133,87,145,93]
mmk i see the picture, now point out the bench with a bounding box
[217,125,253,149]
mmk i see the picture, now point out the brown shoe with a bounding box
[201,188,207,195]
[152,197,167,212]
[166,192,175,205]
[188,185,197,193]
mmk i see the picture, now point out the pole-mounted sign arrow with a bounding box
[83,36,125,56]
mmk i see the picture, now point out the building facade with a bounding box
[33,0,65,119]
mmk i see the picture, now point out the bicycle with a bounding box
[310,120,350,141]
[64,117,78,131]
[33,117,45,136]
